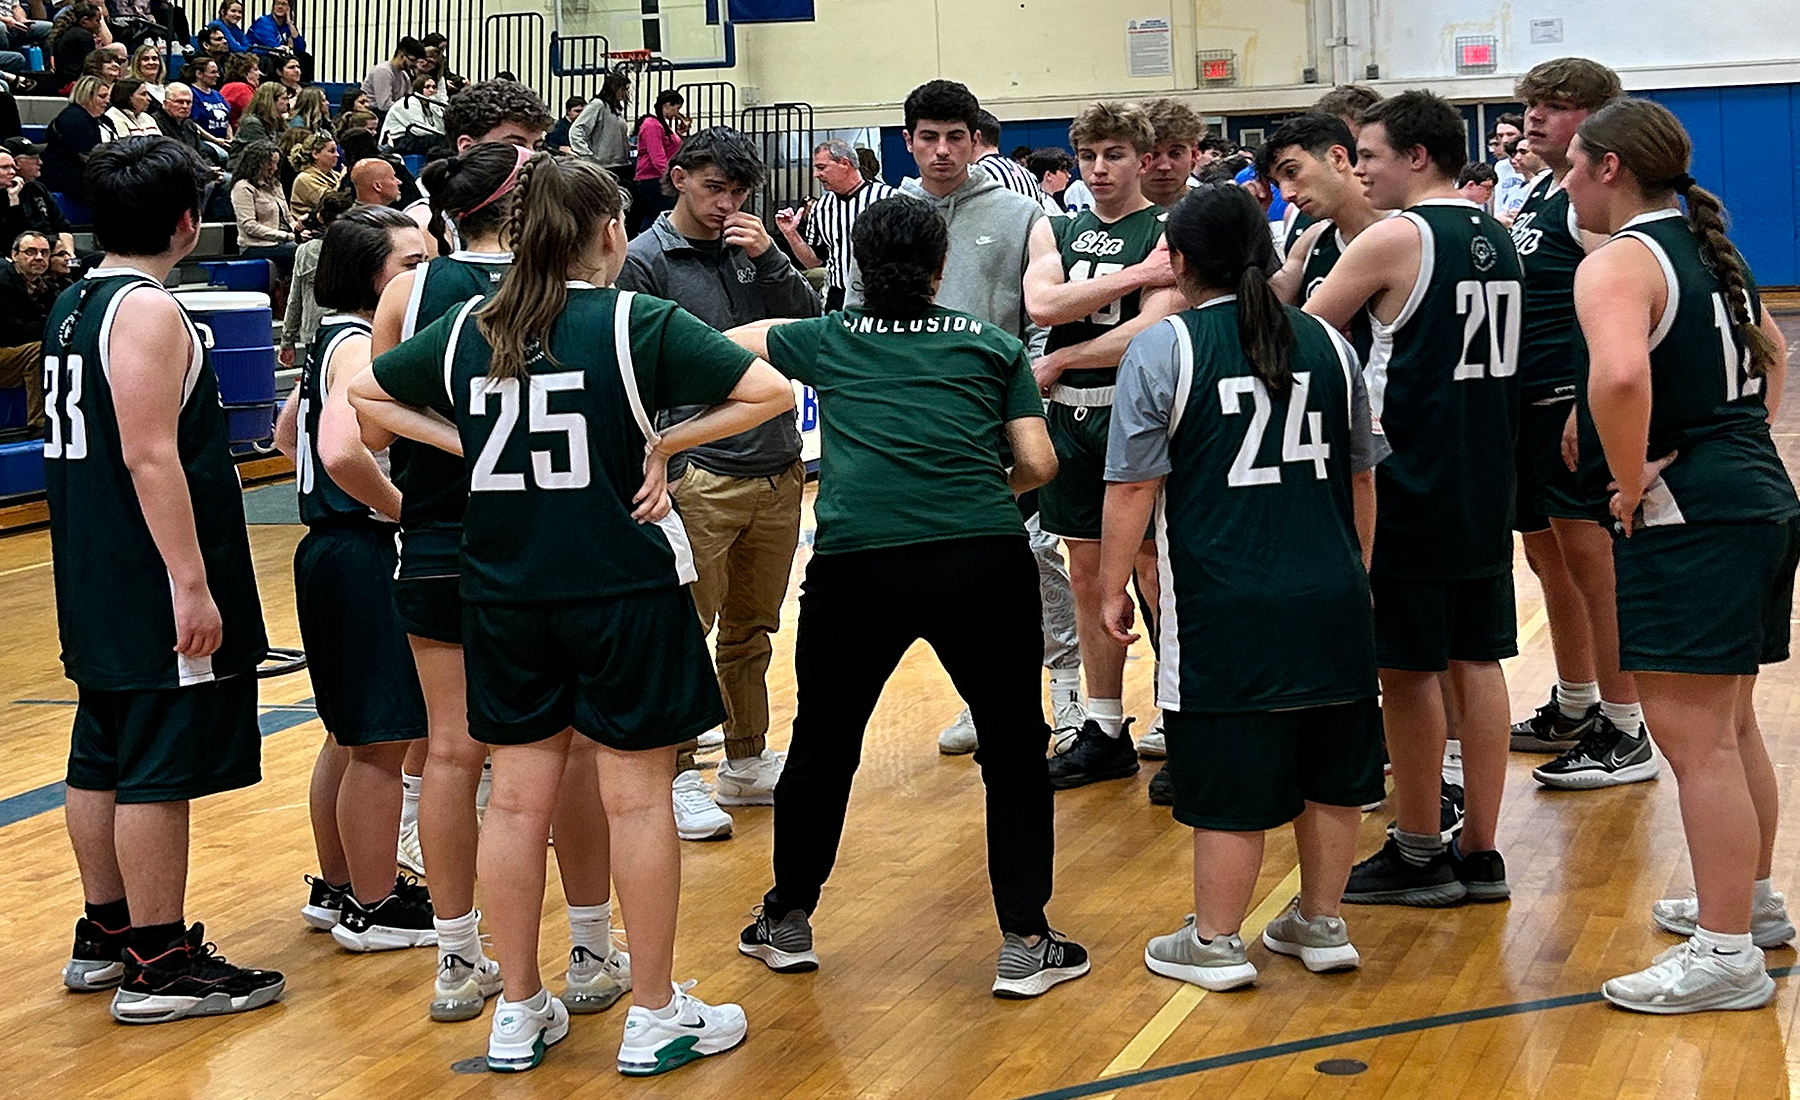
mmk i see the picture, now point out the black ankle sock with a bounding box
[84,898,131,934]
[128,921,188,954]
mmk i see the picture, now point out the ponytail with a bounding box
[1681,182,1777,379]
[419,141,524,257]
[1165,183,1295,393]
[476,155,625,384]
[1236,264,1294,397]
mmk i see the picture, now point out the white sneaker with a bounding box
[1602,939,1775,1014]
[696,728,725,752]
[1652,892,1796,949]
[1051,687,1086,734]
[714,749,784,806]
[1442,738,1464,786]
[396,819,425,876]
[431,952,503,1022]
[938,708,978,755]
[486,992,570,1072]
[617,983,748,1076]
[1137,713,1167,759]
[673,770,733,840]
[564,945,632,1013]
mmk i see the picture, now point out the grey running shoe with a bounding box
[1144,915,1256,991]
[992,931,1090,998]
[1533,717,1658,789]
[1602,939,1775,1014]
[564,945,632,1013]
[1652,892,1796,949]
[1511,690,1599,752]
[739,907,819,973]
[1260,897,1360,972]
[938,707,978,755]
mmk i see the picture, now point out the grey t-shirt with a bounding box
[1105,311,1389,482]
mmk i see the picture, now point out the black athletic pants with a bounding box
[764,534,1055,936]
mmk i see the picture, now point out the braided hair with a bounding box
[417,142,520,256]
[1163,183,1294,395]
[1577,98,1776,378]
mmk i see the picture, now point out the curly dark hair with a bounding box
[668,125,766,190]
[443,79,554,145]
[852,197,947,320]
[903,80,980,134]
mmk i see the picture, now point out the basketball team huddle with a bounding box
[40,53,1795,1082]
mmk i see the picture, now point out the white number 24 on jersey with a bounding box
[40,355,88,460]
[1217,371,1329,487]
[468,372,591,492]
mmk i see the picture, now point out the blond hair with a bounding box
[1069,101,1155,155]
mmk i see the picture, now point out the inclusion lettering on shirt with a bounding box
[841,315,987,336]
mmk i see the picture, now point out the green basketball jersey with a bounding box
[371,286,755,603]
[1158,301,1377,712]
[1285,209,1319,259]
[1300,221,1374,363]
[391,252,511,579]
[1508,172,1583,401]
[298,316,387,528]
[1366,199,1524,579]
[1046,204,1165,389]
[1571,210,1798,526]
[43,270,267,689]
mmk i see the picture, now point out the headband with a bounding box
[460,144,533,218]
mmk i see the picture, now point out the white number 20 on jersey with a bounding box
[1452,280,1523,381]
[469,372,591,492]
[1217,371,1329,487]
[40,355,88,460]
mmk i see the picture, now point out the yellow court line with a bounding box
[1091,866,1304,1097]
[0,559,50,578]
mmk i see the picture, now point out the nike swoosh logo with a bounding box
[682,1019,708,1029]
[975,236,996,245]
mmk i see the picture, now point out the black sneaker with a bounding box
[109,924,285,1024]
[1510,689,1599,752]
[1385,780,1465,844]
[1047,719,1140,790]
[1531,716,1659,790]
[1342,838,1467,907]
[330,877,438,953]
[1449,842,1510,901]
[739,907,819,973]
[64,916,129,992]
[300,875,347,932]
[993,930,1090,998]
[1148,762,1174,805]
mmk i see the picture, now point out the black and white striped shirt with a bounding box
[802,179,900,292]
[976,152,1047,203]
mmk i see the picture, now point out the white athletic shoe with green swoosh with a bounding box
[617,983,747,1076]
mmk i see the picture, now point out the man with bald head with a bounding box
[351,158,401,207]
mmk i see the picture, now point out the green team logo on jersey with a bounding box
[1471,235,1499,272]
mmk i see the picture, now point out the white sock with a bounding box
[1049,668,1081,701]
[435,908,483,963]
[648,985,683,1020]
[1556,680,1599,718]
[499,987,550,1012]
[1599,700,1643,737]
[568,902,611,954]
[1754,878,1776,906]
[400,772,423,829]
[1089,698,1124,737]
[1694,925,1754,958]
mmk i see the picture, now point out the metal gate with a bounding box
[311,0,485,86]
[677,81,738,135]
[740,102,814,229]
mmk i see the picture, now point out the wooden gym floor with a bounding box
[4,316,1800,1100]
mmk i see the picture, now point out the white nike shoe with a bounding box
[616,983,748,1076]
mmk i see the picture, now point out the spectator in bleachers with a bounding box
[230,78,286,151]
[348,155,398,207]
[1,137,73,250]
[0,1,50,61]
[194,22,229,66]
[248,0,309,84]
[0,146,27,246]
[286,128,336,218]
[219,50,258,123]
[206,0,251,53]
[631,88,685,236]
[228,136,300,273]
[333,108,375,143]
[42,75,109,197]
[336,126,416,204]
[571,71,630,179]
[547,94,583,155]
[100,77,158,140]
[81,45,126,82]
[1457,161,1498,208]
[106,0,184,53]
[47,233,73,285]
[49,2,108,92]
[179,58,231,141]
[269,52,300,94]
[274,121,304,191]
[360,36,425,115]
[378,73,444,156]
[419,32,464,97]
[279,187,351,369]
[154,81,228,164]
[1026,146,1073,213]
[288,85,325,132]
[337,87,371,116]
[0,227,50,433]
[128,43,164,103]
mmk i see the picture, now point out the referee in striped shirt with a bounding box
[776,139,897,312]
[973,111,1048,203]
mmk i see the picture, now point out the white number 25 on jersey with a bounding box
[469,372,592,492]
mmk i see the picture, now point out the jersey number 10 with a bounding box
[469,372,592,492]
[41,355,89,460]
[1217,371,1329,488]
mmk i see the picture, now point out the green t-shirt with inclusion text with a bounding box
[766,307,1045,555]
[372,285,755,603]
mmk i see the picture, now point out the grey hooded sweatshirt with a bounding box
[846,170,1045,348]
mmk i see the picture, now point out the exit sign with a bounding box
[1197,48,1235,84]
[1203,58,1231,80]
[1454,35,1498,74]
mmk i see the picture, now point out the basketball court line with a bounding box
[0,559,50,578]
